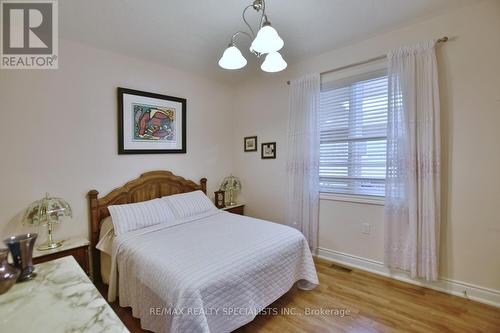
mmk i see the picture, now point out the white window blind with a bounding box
[319,71,388,196]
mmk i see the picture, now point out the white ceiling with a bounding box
[60,0,476,83]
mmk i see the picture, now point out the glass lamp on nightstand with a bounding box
[220,175,242,206]
[23,193,72,251]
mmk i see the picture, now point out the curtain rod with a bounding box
[286,36,449,85]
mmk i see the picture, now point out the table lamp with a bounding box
[22,193,72,251]
[220,175,242,206]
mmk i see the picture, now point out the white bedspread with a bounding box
[108,211,318,333]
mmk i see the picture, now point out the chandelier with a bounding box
[218,0,287,73]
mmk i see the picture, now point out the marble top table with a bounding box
[0,256,128,333]
[33,236,90,259]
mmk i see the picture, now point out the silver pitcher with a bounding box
[0,248,20,294]
[3,233,38,281]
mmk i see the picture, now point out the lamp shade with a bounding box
[220,175,242,192]
[261,51,287,73]
[218,45,247,70]
[23,194,72,226]
[250,24,284,54]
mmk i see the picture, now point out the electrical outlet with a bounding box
[362,223,371,234]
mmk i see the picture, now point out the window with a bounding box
[319,71,388,196]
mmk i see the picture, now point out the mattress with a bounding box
[107,210,318,333]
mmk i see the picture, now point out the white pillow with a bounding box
[108,198,176,236]
[163,190,216,219]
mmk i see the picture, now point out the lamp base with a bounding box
[37,241,63,251]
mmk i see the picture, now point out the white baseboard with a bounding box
[315,247,500,309]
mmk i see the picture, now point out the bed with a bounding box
[88,171,318,333]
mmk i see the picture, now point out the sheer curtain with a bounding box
[285,74,320,250]
[385,41,441,281]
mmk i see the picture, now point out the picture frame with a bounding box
[118,87,187,154]
[214,190,226,209]
[261,142,276,159]
[244,136,257,152]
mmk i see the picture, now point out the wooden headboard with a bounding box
[87,170,207,283]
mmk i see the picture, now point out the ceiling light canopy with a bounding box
[218,0,287,73]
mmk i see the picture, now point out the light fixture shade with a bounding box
[218,45,247,70]
[250,25,284,54]
[261,51,287,72]
[220,175,242,192]
[23,193,72,226]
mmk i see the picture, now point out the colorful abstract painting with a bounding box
[118,87,186,154]
[133,103,175,141]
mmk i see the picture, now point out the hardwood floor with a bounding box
[98,258,500,332]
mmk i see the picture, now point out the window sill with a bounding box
[319,193,385,206]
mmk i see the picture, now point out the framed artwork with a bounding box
[214,190,226,209]
[244,136,257,152]
[261,142,276,159]
[118,87,186,154]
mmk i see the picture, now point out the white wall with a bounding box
[0,39,235,243]
[233,0,500,294]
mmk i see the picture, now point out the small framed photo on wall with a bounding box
[261,142,276,159]
[244,136,257,152]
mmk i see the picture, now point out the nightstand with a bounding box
[221,203,245,215]
[32,237,90,276]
